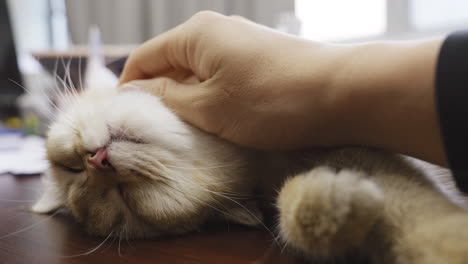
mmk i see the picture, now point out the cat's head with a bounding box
[32,66,260,238]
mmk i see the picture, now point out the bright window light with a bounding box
[295,0,386,41]
[410,0,468,30]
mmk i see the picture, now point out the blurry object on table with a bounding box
[19,27,132,136]
[0,0,23,121]
[106,56,128,77]
[84,26,123,88]
[32,45,134,90]
[0,128,22,151]
[0,134,47,175]
[15,54,57,136]
[2,116,38,138]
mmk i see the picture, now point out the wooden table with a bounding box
[0,174,310,264]
[2,171,467,264]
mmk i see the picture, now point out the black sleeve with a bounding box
[436,30,468,193]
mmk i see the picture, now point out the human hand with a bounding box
[119,11,343,150]
[120,11,446,166]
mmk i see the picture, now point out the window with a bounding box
[296,0,468,42]
[296,0,386,41]
[410,0,468,30]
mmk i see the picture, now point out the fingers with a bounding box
[119,11,227,84]
[120,77,207,125]
[119,25,184,84]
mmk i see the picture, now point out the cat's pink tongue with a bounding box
[89,147,109,169]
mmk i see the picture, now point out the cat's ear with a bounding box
[31,173,64,214]
[224,200,264,227]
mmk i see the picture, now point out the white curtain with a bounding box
[66,0,295,45]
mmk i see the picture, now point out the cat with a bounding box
[32,69,468,263]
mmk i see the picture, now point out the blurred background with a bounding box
[1,0,468,174]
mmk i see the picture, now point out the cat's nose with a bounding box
[88,147,110,169]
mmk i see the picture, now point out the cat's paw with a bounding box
[277,167,384,258]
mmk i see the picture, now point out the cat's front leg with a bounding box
[277,166,384,259]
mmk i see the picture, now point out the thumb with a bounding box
[119,77,204,122]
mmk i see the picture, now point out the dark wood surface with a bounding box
[0,174,308,264]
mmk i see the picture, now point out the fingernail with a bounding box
[119,83,141,92]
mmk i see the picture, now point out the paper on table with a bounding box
[0,136,48,175]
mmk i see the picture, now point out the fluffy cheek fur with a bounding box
[67,183,124,234]
[106,140,253,234]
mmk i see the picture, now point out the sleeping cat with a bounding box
[33,71,468,263]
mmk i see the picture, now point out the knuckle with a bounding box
[126,46,145,67]
[186,11,234,42]
[190,10,223,23]
[229,15,247,22]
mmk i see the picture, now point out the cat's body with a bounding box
[34,81,468,263]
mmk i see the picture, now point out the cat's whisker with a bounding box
[50,59,74,106]
[159,180,232,217]
[163,163,242,170]
[54,73,74,100]
[61,230,114,258]
[279,237,289,253]
[18,71,78,132]
[8,78,31,94]
[52,84,74,108]
[53,60,79,101]
[61,57,81,100]
[154,163,253,199]
[58,56,70,90]
[56,114,79,133]
[177,180,250,199]
[150,160,251,199]
[163,178,281,247]
[0,211,59,240]
[78,55,84,90]
[149,157,228,180]
[42,92,78,132]
[8,78,76,131]
[49,65,68,104]
[181,177,280,247]
[183,182,252,199]
[158,146,241,160]
[118,235,122,256]
[52,102,79,130]
[117,153,269,240]
[117,229,123,257]
[124,223,131,247]
[158,155,246,171]
[63,57,75,91]
[110,232,120,251]
[140,170,232,216]
[147,159,279,245]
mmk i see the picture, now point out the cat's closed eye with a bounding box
[64,167,85,173]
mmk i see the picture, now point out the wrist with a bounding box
[289,41,357,147]
[285,40,347,147]
[329,39,446,164]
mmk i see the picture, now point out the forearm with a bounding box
[327,39,446,165]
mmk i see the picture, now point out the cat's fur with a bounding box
[33,75,468,263]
